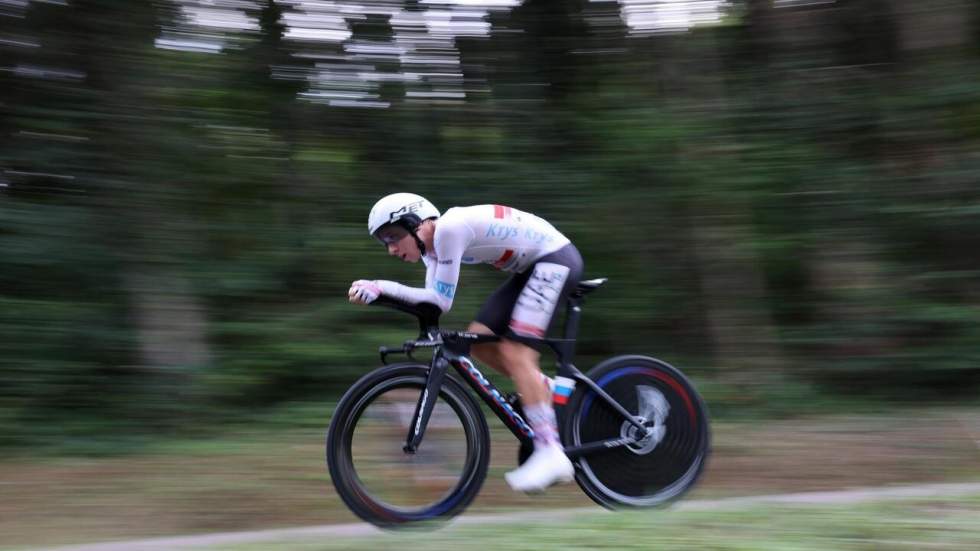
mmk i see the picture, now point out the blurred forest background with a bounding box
[3,0,980,450]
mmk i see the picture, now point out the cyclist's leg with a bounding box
[468,321,509,376]
[470,272,527,377]
[472,318,564,491]
[500,245,584,491]
[497,338,549,406]
[472,243,583,390]
[470,320,556,416]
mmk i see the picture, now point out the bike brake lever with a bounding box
[403,340,417,362]
[379,346,392,364]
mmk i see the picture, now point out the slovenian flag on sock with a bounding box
[553,376,575,405]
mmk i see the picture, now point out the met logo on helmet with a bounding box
[388,200,425,223]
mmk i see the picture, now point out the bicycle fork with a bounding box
[402,356,450,454]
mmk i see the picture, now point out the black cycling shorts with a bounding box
[474,243,584,338]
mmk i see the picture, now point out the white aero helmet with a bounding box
[367,193,440,251]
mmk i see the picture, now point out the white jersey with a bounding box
[375,204,570,312]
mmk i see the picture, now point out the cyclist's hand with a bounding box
[349,280,382,305]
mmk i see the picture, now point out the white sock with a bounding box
[524,402,559,448]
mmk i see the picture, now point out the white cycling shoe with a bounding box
[504,443,574,493]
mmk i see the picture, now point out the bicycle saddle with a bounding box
[573,277,608,297]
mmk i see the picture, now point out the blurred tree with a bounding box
[3,0,980,447]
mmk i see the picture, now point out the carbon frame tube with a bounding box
[554,298,647,435]
[449,355,535,448]
[402,354,449,453]
[569,370,648,434]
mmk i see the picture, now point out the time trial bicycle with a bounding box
[326,277,710,528]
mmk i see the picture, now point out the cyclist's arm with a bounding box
[374,218,469,312]
[374,261,448,311]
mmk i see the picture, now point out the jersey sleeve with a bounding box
[374,259,446,311]
[427,219,469,311]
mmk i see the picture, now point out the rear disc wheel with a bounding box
[562,356,710,508]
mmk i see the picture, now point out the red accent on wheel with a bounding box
[649,370,696,428]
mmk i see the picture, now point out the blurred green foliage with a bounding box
[2,0,979,447]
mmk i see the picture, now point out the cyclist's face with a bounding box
[378,226,419,263]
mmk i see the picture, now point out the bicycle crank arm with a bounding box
[563,436,638,460]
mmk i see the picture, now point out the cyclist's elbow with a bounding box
[436,296,453,313]
[429,285,454,312]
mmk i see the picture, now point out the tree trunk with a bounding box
[126,268,212,373]
[690,209,785,374]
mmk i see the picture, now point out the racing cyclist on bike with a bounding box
[348,193,584,492]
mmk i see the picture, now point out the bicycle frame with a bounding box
[398,295,652,460]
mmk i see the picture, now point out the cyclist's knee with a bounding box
[468,324,509,376]
[467,321,494,335]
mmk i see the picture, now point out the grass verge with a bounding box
[210,491,980,551]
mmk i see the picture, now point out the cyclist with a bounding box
[348,193,584,492]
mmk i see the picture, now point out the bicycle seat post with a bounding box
[557,296,583,369]
[557,278,606,372]
[562,297,582,341]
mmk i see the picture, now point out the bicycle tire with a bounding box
[561,355,710,508]
[326,363,490,528]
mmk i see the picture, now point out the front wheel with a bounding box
[326,363,490,528]
[561,355,710,509]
